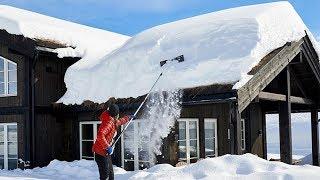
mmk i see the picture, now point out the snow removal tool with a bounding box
[111,55,185,148]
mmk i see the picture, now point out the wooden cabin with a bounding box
[53,36,320,171]
[0,29,81,169]
[0,9,319,172]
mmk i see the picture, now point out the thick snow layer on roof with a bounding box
[0,5,130,69]
[59,1,320,104]
[1,154,320,179]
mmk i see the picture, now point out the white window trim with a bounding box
[0,123,18,170]
[121,119,153,170]
[177,118,199,164]
[240,119,246,151]
[79,121,101,160]
[204,118,218,157]
[0,56,17,97]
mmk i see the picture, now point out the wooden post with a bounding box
[311,109,319,166]
[231,102,242,154]
[262,111,267,160]
[279,67,292,164]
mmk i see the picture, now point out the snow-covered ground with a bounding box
[1,154,320,180]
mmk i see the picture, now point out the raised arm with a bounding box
[116,115,130,126]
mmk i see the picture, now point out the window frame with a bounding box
[121,119,153,171]
[0,123,18,170]
[204,118,218,157]
[240,118,246,150]
[177,118,200,164]
[79,121,101,160]
[0,56,17,97]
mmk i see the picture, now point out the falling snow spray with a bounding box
[125,89,182,166]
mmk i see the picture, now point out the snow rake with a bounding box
[111,55,185,149]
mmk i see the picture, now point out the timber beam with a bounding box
[258,91,314,105]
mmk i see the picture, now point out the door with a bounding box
[204,119,218,157]
[0,123,18,170]
[79,121,100,160]
[121,120,152,170]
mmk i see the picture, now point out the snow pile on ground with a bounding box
[0,5,130,69]
[1,154,320,180]
[57,1,320,104]
[299,153,320,165]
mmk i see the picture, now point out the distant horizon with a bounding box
[0,0,319,38]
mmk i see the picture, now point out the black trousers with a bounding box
[95,154,114,180]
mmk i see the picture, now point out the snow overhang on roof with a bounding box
[0,5,130,64]
[57,1,320,105]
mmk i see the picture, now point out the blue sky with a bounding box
[0,0,319,38]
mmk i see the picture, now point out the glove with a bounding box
[106,147,114,155]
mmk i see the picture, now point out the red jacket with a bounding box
[92,110,129,156]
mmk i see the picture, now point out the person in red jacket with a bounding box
[92,104,130,180]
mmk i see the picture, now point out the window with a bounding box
[177,119,199,164]
[0,57,17,96]
[240,119,246,150]
[0,123,18,170]
[79,121,101,160]
[204,119,218,157]
[121,120,153,171]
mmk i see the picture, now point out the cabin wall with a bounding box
[32,53,79,167]
[0,43,28,107]
[0,39,33,169]
[161,102,231,166]
[241,102,265,158]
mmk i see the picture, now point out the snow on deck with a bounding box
[58,1,320,104]
[0,154,319,180]
[0,5,130,69]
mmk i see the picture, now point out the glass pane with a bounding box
[8,142,17,158]
[8,159,17,170]
[0,158,3,170]
[190,140,198,158]
[0,58,3,71]
[8,62,17,71]
[178,121,186,140]
[82,157,94,160]
[81,141,94,157]
[0,72,3,82]
[0,83,4,95]
[189,121,197,139]
[205,139,215,156]
[0,142,3,156]
[8,70,17,82]
[124,160,134,171]
[81,124,93,140]
[124,123,134,140]
[178,140,186,159]
[7,125,17,142]
[0,126,3,142]
[139,162,150,170]
[8,82,17,95]
[124,139,134,160]
[138,148,149,161]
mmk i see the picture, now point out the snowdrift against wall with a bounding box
[58,1,320,104]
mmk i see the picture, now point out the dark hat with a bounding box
[108,104,119,118]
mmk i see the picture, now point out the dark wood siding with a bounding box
[0,43,27,107]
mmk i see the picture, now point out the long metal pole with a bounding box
[111,72,163,148]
